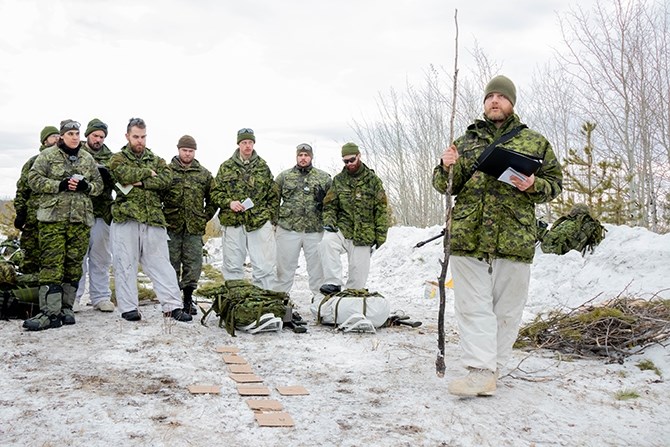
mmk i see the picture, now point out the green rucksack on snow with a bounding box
[199,279,289,336]
[541,204,606,255]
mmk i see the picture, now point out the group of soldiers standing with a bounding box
[13,118,390,331]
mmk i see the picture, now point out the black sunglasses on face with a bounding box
[238,128,254,135]
[343,156,357,164]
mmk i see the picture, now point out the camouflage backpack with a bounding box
[541,204,606,255]
[199,279,288,336]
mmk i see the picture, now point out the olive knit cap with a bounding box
[177,134,197,149]
[296,143,313,156]
[40,126,59,144]
[85,118,108,137]
[237,128,255,144]
[484,75,516,106]
[341,142,360,157]
[59,119,81,135]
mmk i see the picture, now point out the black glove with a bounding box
[98,166,112,185]
[314,185,326,212]
[323,224,338,233]
[58,179,70,192]
[14,209,27,230]
[75,178,89,192]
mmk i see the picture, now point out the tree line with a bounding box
[352,0,669,233]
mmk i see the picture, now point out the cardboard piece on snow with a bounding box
[229,373,263,383]
[228,364,253,374]
[215,346,240,353]
[276,385,309,396]
[237,385,270,396]
[247,399,283,411]
[187,385,221,394]
[255,412,295,427]
[222,354,248,364]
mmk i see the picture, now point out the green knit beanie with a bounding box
[40,126,59,144]
[341,142,360,157]
[85,118,108,137]
[237,128,255,144]
[484,75,516,106]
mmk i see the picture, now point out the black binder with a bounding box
[475,146,542,179]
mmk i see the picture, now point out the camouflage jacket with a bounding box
[432,114,563,263]
[212,149,278,232]
[81,142,115,225]
[14,144,51,219]
[162,156,217,235]
[27,143,103,227]
[323,162,389,247]
[109,145,172,227]
[276,165,332,233]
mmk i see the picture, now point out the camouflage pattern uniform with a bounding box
[26,142,103,326]
[320,162,389,289]
[108,145,183,315]
[163,156,217,290]
[212,149,279,289]
[432,112,562,376]
[76,141,115,306]
[275,164,332,296]
[13,144,51,277]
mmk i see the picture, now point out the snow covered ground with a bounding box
[0,224,668,446]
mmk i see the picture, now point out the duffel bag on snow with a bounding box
[312,288,390,328]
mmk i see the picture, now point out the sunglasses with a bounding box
[343,156,357,164]
[91,122,108,131]
[237,128,254,135]
[61,121,81,131]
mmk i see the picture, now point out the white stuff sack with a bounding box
[311,291,390,328]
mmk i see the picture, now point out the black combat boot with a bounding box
[22,284,63,331]
[183,286,197,315]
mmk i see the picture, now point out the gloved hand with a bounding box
[98,166,112,185]
[14,209,27,230]
[323,224,338,233]
[75,178,89,192]
[58,179,70,192]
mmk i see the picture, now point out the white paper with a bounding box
[498,167,527,186]
[115,182,133,195]
[241,197,254,210]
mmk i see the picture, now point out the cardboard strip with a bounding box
[247,399,283,411]
[255,412,295,427]
[276,385,309,396]
[229,373,263,383]
[237,385,270,396]
[187,385,221,394]
[215,346,240,353]
[222,354,248,364]
[228,364,253,374]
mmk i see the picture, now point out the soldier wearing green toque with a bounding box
[23,119,104,331]
[433,75,563,397]
[318,142,389,296]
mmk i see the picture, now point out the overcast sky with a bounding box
[0,0,591,198]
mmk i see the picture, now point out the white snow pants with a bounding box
[221,221,276,290]
[451,255,530,372]
[319,230,371,290]
[76,217,112,305]
[111,221,182,314]
[275,227,324,296]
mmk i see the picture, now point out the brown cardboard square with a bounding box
[228,364,253,374]
[222,354,248,364]
[229,373,263,383]
[187,385,221,394]
[215,346,240,353]
[276,385,309,396]
[237,385,270,396]
[255,412,295,427]
[246,399,283,411]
